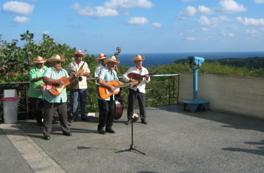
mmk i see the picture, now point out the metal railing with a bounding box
[0,74,180,120]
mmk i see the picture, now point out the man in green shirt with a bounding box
[28,56,48,125]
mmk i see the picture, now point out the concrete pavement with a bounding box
[1,105,264,173]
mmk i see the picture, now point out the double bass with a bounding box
[113,47,123,120]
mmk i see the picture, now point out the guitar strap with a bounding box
[75,61,85,72]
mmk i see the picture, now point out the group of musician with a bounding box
[28,50,150,140]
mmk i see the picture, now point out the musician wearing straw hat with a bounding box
[28,56,48,125]
[42,55,71,140]
[68,50,90,122]
[94,52,106,79]
[122,54,150,125]
[97,55,120,134]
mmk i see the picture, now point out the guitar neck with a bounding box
[116,81,138,88]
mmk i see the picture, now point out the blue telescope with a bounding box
[189,56,205,68]
[181,56,208,112]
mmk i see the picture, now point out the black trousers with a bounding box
[29,97,44,125]
[97,98,115,130]
[42,101,70,136]
[127,89,146,120]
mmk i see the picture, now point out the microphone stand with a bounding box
[116,118,145,155]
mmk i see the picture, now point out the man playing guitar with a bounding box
[122,54,150,125]
[97,55,120,134]
[42,55,71,140]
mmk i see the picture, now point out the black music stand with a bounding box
[116,118,145,155]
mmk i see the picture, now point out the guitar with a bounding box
[98,80,137,99]
[126,72,154,87]
[44,76,71,96]
[44,63,86,96]
[68,62,86,88]
[127,73,150,80]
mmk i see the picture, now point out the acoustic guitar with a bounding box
[98,80,137,99]
[127,72,151,80]
[68,62,86,88]
[44,76,71,96]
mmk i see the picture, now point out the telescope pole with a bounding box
[193,68,199,99]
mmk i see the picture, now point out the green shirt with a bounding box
[28,66,48,99]
[43,67,69,103]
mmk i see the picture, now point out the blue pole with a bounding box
[193,68,199,99]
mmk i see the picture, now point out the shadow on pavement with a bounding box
[223,139,264,156]
[158,105,264,133]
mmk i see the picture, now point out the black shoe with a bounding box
[106,128,115,133]
[141,120,147,124]
[97,129,105,134]
[52,120,58,124]
[63,132,72,136]
[81,116,87,121]
[37,121,43,126]
[43,135,51,140]
[125,119,130,125]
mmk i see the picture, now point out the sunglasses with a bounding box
[55,61,62,64]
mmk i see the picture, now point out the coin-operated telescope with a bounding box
[181,56,209,112]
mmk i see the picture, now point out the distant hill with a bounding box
[208,57,264,69]
[174,57,264,69]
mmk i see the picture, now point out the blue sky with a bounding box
[1,0,264,54]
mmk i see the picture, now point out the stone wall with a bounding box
[179,73,264,119]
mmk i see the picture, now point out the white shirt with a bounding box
[94,64,105,78]
[122,66,150,94]
[68,61,90,89]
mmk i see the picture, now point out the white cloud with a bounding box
[219,0,246,13]
[152,22,161,28]
[185,36,196,41]
[199,16,211,26]
[245,29,259,35]
[2,1,34,15]
[73,1,153,18]
[201,27,209,31]
[237,17,264,26]
[183,5,212,16]
[216,15,230,22]
[42,31,50,35]
[105,0,153,9]
[128,17,148,25]
[184,6,196,16]
[14,16,29,23]
[221,31,234,37]
[197,5,212,14]
[74,4,118,17]
[198,15,230,28]
[255,0,264,4]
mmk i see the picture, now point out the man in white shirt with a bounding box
[122,54,150,124]
[68,50,90,121]
[94,53,106,78]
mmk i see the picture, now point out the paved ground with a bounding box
[1,105,264,173]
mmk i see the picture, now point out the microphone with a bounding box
[131,113,139,122]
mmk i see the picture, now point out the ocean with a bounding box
[117,52,264,67]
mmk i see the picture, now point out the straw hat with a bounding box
[133,54,144,62]
[105,55,120,64]
[96,53,106,60]
[47,54,65,62]
[33,56,46,64]
[74,50,84,57]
